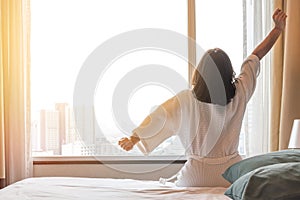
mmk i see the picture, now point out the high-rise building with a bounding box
[55,103,69,153]
[67,108,79,144]
[72,105,96,154]
[40,110,60,154]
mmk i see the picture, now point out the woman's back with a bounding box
[172,55,260,158]
[173,54,260,186]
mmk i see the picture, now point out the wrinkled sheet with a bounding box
[0,177,230,200]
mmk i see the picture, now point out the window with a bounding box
[31,0,251,157]
[31,0,188,156]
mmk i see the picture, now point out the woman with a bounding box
[118,8,287,187]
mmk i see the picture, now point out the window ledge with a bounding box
[33,155,187,165]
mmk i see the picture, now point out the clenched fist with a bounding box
[118,136,140,151]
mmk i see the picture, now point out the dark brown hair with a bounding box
[192,48,236,106]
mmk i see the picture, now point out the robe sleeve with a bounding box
[133,95,182,155]
[237,54,261,102]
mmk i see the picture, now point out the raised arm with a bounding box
[252,8,287,60]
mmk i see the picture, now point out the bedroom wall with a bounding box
[33,163,184,180]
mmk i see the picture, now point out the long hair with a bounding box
[192,48,236,106]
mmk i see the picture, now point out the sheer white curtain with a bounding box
[243,0,272,156]
[0,0,32,187]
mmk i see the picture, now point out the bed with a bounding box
[0,177,230,200]
[3,150,299,199]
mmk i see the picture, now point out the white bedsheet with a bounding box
[0,177,230,200]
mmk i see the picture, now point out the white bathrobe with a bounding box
[133,55,260,187]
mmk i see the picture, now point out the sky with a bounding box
[31,0,243,140]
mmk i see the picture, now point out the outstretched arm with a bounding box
[252,8,287,60]
[118,95,181,153]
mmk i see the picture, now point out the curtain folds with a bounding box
[270,0,300,151]
[243,0,272,156]
[0,0,32,187]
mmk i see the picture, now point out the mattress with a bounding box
[0,177,230,199]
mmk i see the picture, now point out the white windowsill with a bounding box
[33,155,187,165]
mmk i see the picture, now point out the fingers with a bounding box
[273,8,287,31]
[273,8,287,19]
[274,8,281,15]
[278,10,287,19]
[118,137,134,151]
[280,12,287,21]
[118,137,128,145]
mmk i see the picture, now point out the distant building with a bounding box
[40,103,74,155]
[38,103,185,156]
[72,105,96,154]
[40,109,60,154]
[62,140,95,156]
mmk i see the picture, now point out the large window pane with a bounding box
[196,0,243,70]
[31,0,187,156]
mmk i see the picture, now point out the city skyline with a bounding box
[32,103,185,156]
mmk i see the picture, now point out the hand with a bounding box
[118,137,135,151]
[273,8,287,31]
